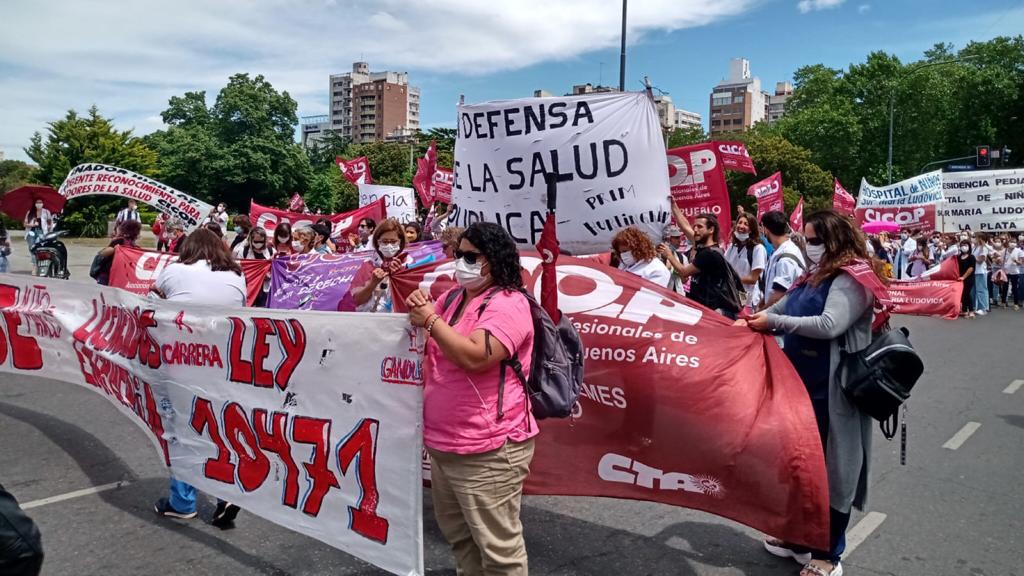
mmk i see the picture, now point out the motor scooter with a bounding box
[30,229,70,279]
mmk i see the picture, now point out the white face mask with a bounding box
[618,250,636,268]
[960,245,970,254]
[805,244,826,265]
[34,203,43,209]
[454,256,487,289]
[276,235,289,244]
[900,233,908,240]
[291,240,304,252]
[994,242,1003,249]
[734,232,750,242]
[378,243,400,258]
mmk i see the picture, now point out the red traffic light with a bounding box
[980,148,989,155]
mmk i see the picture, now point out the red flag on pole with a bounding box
[833,179,856,215]
[335,156,373,185]
[747,172,784,216]
[288,193,306,213]
[790,196,805,233]
[413,141,438,207]
[535,212,560,323]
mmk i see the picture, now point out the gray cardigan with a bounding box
[765,272,875,513]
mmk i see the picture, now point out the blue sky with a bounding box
[2,0,1022,164]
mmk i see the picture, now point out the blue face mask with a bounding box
[233,226,242,234]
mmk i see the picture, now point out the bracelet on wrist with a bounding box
[425,314,442,334]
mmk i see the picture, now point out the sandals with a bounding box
[801,560,843,576]
[763,537,812,565]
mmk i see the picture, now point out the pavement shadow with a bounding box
[998,413,1024,430]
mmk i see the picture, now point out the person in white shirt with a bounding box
[205,202,229,228]
[759,211,806,310]
[906,230,931,278]
[990,235,1013,308]
[893,230,917,280]
[115,200,140,226]
[612,226,671,287]
[1008,239,1023,310]
[658,224,689,295]
[972,233,992,315]
[723,213,767,310]
[151,227,246,526]
[23,200,54,271]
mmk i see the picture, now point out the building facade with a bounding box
[767,81,793,124]
[328,62,420,144]
[674,109,703,131]
[299,115,330,149]
[709,58,768,135]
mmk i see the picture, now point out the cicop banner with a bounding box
[359,184,417,224]
[0,276,425,576]
[336,156,373,185]
[58,164,214,231]
[940,168,1024,233]
[390,255,831,551]
[856,171,944,231]
[748,171,784,216]
[249,200,385,241]
[667,143,734,241]
[451,92,672,255]
[715,141,757,174]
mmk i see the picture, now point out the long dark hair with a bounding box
[731,213,761,250]
[460,222,524,290]
[805,209,887,286]
[178,228,242,275]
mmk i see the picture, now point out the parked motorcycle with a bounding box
[30,229,70,279]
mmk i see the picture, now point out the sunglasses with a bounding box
[806,237,824,246]
[358,224,371,229]
[455,250,483,265]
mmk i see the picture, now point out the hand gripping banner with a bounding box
[0,276,425,576]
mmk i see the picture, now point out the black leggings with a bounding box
[962,276,975,312]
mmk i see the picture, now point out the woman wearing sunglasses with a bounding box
[351,218,413,313]
[404,222,536,576]
[736,210,884,576]
[348,217,376,252]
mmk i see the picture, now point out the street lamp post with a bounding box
[619,0,627,92]
[887,56,976,183]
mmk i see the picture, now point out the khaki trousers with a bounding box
[428,439,535,576]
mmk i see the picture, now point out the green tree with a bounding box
[0,160,38,193]
[666,126,707,149]
[724,128,834,214]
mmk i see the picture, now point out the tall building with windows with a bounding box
[328,62,420,144]
[299,115,330,149]
[674,109,703,131]
[767,82,794,124]
[709,58,767,135]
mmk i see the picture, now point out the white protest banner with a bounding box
[58,164,214,231]
[359,183,417,224]
[451,92,671,255]
[0,276,424,576]
[856,170,943,231]
[939,168,1024,233]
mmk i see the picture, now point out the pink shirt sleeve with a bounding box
[472,291,533,362]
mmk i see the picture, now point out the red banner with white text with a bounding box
[715,141,757,174]
[833,179,855,215]
[390,255,830,550]
[748,171,784,216]
[855,204,937,233]
[666,143,734,240]
[249,200,385,242]
[336,156,373,185]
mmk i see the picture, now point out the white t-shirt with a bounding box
[990,247,1009,271]
[972,244,992,275]
[620,258,672,288]
[232,243,273,260]
[763,239,805,304]
[724,242,767,307]
[909,248,930,278]
[155,261,246,306]
[1007,247,1024,275]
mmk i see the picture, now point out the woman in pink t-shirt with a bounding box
[405,222,537,575]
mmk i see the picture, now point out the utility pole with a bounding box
[618,0,627,91]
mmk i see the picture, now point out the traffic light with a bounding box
[976,145,991,168]
[1002,146,1012,167]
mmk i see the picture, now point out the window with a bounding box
[712,96,731,106]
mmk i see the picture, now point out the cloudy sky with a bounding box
[2,0,1022,162]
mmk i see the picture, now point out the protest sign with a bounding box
[288,193,306,212]
[939,168,1024,233]
[833,179,856,215]
[715,141,757,174]
[268,252,369,311]
[250,200,385,241]
[336,156,373,185]
[432,168,454,204]
[359,184,416,224]
[888,279,962,319]
[58,164,214,231]
[667,143,733,240]
[748,172,784,216]
[856,171,943,231]
[390,255,831,550]
[108,246,271,306]
[451,92,672,254]
[0,276,425,576]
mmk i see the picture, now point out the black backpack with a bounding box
[443,287,584,420]
[839,327,924,440]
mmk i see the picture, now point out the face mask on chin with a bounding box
[454,257,488,290]
[734,232,750,242]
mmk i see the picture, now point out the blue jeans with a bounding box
[975,273,989,311]
[25,231,39,266]
[168,477,197,513]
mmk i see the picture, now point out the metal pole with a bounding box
[887,90,895,184]
[618,0,627,91]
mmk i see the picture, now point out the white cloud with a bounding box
[858,4,871,14]
[0,0,753,161]
[797,0,845,13]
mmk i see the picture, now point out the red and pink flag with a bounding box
[833,179,856,215]
[747,171,784,216]
[335,156,373,185]
[790,196,805,233]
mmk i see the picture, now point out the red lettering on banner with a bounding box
[72,296,161,369]
[0,284,45,370]
[227,317,307,390]
[380,356,422,386]
[253,409,301,508]
[190,398,236,484]
[223,402,271,493]
[292,417,341,516]
[160,341,223,367]
[337,419,389,543]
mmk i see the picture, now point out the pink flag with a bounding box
[413,141,438,207]
[288,193,306,213]
[432,168,453,204]
[790,196,804,233]
[335,156,373,185]
[833,179,855,215]
[715,141,757,174]
[747,171,784,216]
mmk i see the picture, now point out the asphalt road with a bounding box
[1,236,1022,575]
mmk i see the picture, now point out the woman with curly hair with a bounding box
[404,222,536,575]
[611,226,671,287]
[738,210,885,576]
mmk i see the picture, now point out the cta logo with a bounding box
[598,453,724,498]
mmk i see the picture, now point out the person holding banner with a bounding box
[1007,238,1023,310]
[166,218,186,254]
[92,220,141,286]
[738,210,882,576]
[152,228,246,527]
[663,200,743,317]
[348,218,376,252]
[291,225,316,255]
[972,234,993,316]
[351,219,413,313]
[611,226,671,287]
[404,222,537,576]
[957,240,977,318]
[272,222,293,255]
[310,223,333,254]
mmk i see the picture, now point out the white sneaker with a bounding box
[977,310,988,316]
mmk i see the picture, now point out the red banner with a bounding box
[666,143,733,240]
[288,192,306,213]
[748,171,784,216]
[432,168,453,204]
[888,279,963,319]
[790,196,805,233]
[335,156,373,185]
[715,141,757,174]
[855,204,936,233]
[390,255,830,550]
[249,199,385,241]
[833,179,856,215]
[413,141,437,207]
[108,246,271,306]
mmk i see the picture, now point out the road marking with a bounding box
[942,422,982,450]
[844,511,887,557]
[1004,380,1024,394]
[21,481,129,510]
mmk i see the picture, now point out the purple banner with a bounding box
[268,252,371,311]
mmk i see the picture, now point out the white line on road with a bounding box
[942,422,982,450]
[844,511,887,557]
[21,481,129,510]
[1003,380,1024,394]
